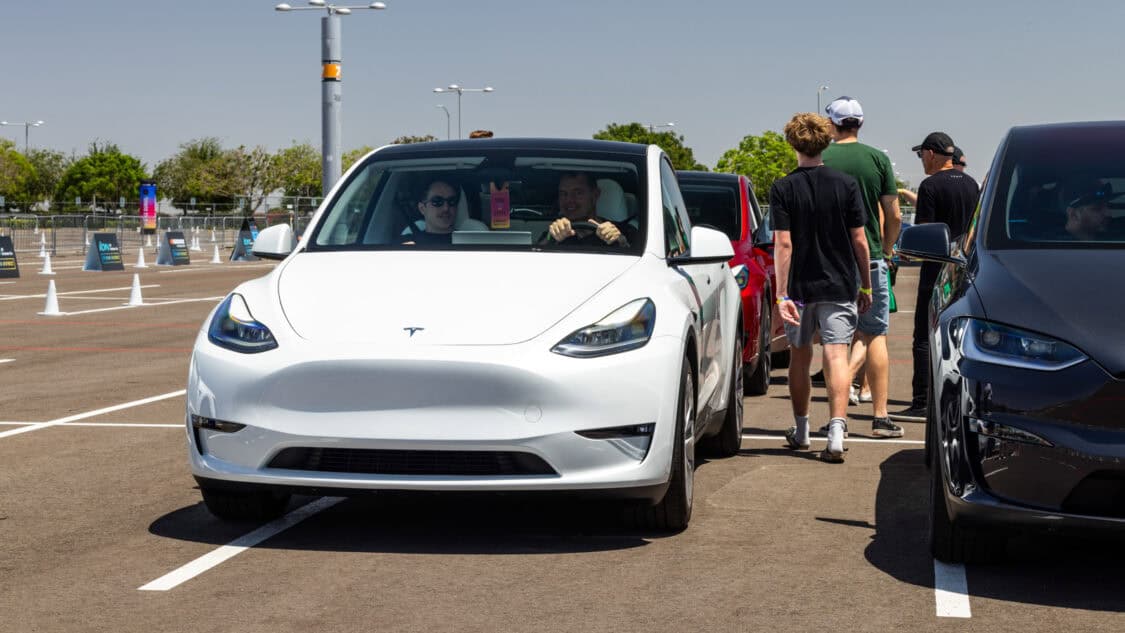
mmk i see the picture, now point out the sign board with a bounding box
[155,230,191,266]
[139,180,157,235]
[230,229,258,262]
[0,236,19,278]
[83,233,125,271]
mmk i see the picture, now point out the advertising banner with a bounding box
[0,236,19,278]
[230,229,259,262]
[83,233,126,271]
[139,180,157,235]
[156,230,191,266]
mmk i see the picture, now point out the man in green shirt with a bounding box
[821,96,904,438]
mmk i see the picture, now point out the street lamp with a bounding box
[0,120,45,152]
[433,84,494,139]
[274,1,387,197]
[435,104,451,140]
[644,122,675,133]
[817,84,830,112]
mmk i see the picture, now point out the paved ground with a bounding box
[1,257,1123,632]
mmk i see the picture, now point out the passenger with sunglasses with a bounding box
[403,179,461,245]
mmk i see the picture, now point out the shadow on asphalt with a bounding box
[149,493,662,554]
[851,448,1125,612]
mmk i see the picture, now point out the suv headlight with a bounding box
[207,293,278,353]
[552,299,655,358]
[961,319,1085,371]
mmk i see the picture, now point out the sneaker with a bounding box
[810,369,826,386]
[817,421,848,438]
[820,420,846,463]
[889,406,927,422]
[858,391,873,403]
[783,426,810,450]
[848,386,860,406]
[872,417,905,438]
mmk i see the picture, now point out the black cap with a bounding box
[1068,182,1113,208]
[952,146,965,166]
[911,132,956,156]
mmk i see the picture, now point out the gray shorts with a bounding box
[784,300,858,348]
[857,259,890,336]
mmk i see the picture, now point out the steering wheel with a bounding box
[566,221,631,248]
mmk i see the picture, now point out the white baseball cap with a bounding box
[825,96,864,125]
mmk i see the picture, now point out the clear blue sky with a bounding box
[3,0,1122,188]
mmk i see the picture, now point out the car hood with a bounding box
[277,251,637,345]
[976,250,1125,375]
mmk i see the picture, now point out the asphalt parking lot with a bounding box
[1,257,1123,632]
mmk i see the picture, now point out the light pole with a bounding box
[433,84,494,139]
[0,120,45,152]
[817,84,830,112]
[274,1,387,197]
[436,104,451,140]
[644,122,675,133]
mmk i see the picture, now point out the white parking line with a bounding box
[61,296,223,316]
[0,284,160,301]
[0,390,186,440]
[0,358,14,364]
[139,496,343,591]
[742,433,924,446]
[65,422,182,428]
[933,560,972,618]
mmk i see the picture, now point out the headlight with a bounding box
[551,298,655,358]
[961,319,1085,371]
[731,264,749,290]
[207,293,278,353]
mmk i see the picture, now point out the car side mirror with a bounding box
[669,226,734,266]
[899,223,964,266]
[252,223,296,260]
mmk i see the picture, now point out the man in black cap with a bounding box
[891,132,979,423]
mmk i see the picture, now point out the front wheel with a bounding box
[702,336,744,457]
[628,359,695,532]
[745,305,771,396]
[928,434,1005,563]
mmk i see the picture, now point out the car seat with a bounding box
[596,178,638,229]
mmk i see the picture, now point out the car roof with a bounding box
[375,137,649,157]
[676,171,743,186]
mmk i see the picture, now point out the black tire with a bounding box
[928,430,1005,564]
[200,486,291,522]
[628,359,694,532]
[702,336,744,457]
[771,348,790,370]
[745,306,771,396]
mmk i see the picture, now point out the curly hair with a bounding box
[784,113,833,157]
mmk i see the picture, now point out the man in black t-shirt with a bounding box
[891,132,979,422]
[771,113,873,463]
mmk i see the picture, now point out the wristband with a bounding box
[776,296,791,305]
[858,287,872,296]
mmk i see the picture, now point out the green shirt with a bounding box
[822,141,897,258]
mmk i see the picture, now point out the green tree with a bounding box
[272,141,321,202]
[153,137,228,206]
[592,123,707,171]
[24,148,71,204]
[391,135,438,145]
[227,145,277,213]
[55,141,146,210]
[0,139,36,203]
[714,131,796,196]
[343,146,376,172]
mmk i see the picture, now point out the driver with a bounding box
[1063,181,1113,241]
[545,172,634,247]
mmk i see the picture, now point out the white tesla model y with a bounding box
[187,138,743,531]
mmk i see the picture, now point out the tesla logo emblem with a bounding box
[403,327,425,337]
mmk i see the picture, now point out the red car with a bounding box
[677,171,782,395]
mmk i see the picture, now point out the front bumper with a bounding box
[186,334,685,500]
[949,358,1125,527]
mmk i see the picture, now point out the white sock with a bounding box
[827,417,846,454]
[794,415,810,444]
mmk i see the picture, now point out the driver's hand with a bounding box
[548,218,576,242]
[594,220,621,245]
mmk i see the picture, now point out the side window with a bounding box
[660,159,690,256]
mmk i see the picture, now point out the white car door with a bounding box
[658,159,728,408]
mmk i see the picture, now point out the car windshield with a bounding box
[307,147,646,255]
[989,127,1125,248]
[680,183,740,241]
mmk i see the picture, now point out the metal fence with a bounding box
[0,212,314,258]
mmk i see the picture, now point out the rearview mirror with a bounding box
[252,223,296,260]
[899,223,964,266]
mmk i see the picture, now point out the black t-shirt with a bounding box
[915,169,980,288]
[915,169,980,238]
[769,166,867,303]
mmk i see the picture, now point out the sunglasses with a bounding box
[426,195,460,208]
